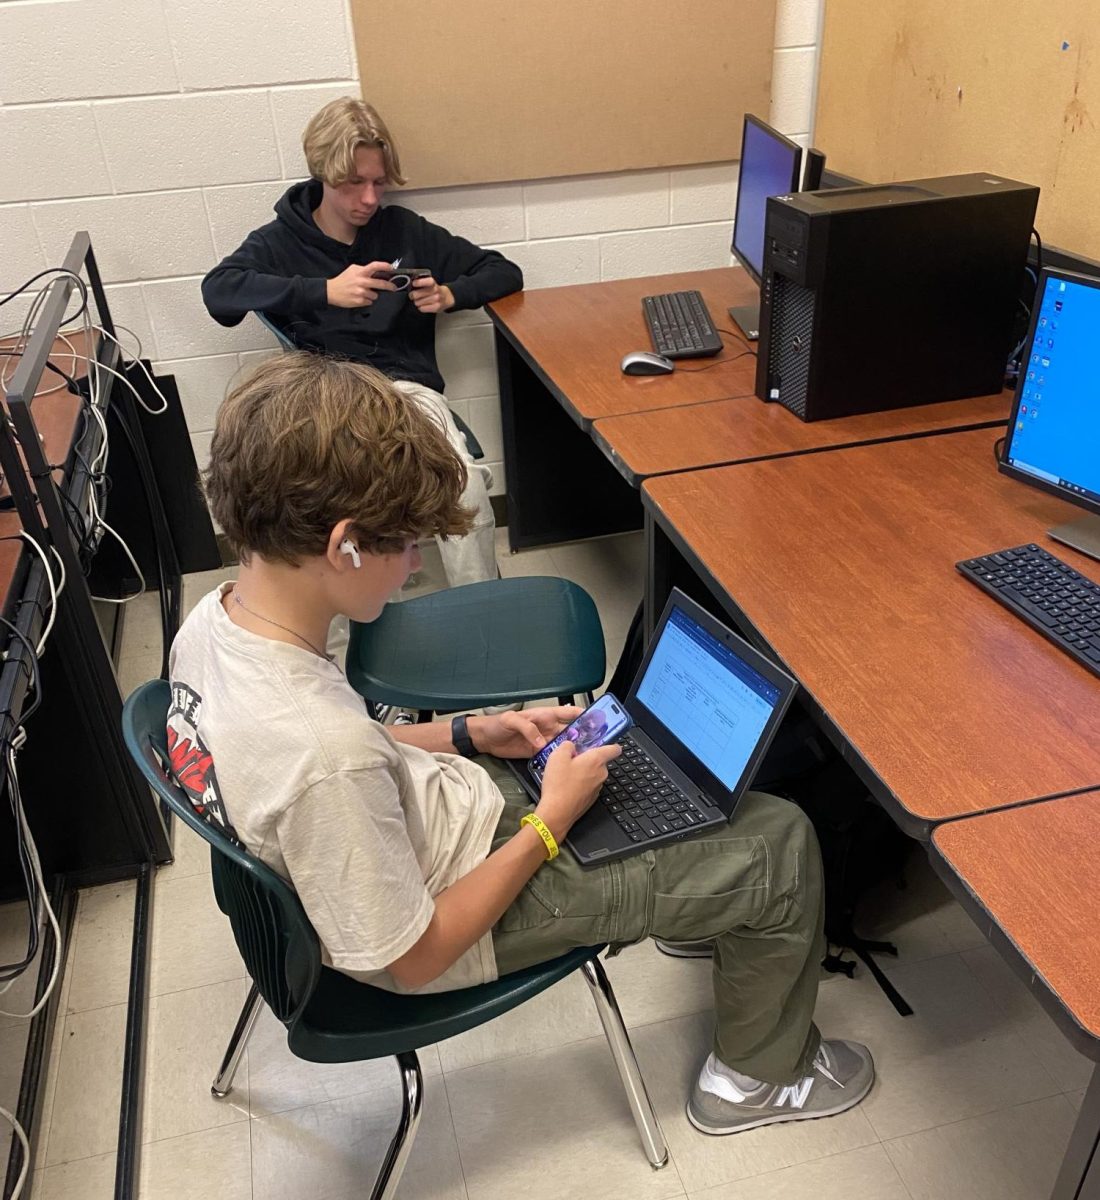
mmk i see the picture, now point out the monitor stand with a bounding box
[1049,514,1100,563]
[727,303,761,343]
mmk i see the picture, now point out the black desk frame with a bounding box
[490,317,641,551]
[0,233,173,1200]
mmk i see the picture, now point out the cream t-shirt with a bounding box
[166,584,505,992]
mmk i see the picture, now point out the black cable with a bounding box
[104,367,174,678]
[993,435,1006,464]
[1032,227,1044,278]
[0,269,89,326]
[715,327,757,354]
[676,348,754,374]
[0,351,83,396]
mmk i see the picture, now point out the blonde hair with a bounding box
[302,98,407,187]
[205,353,472,565]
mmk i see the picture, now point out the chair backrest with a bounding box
[253,310,295,350]
[122,680,321,1025]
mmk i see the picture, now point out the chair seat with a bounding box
[346,576,606,710]
[288,946,601,1063]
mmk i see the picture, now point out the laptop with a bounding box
[511,588,798,867]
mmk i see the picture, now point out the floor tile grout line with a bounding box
[879,1088,1080,1152]
[438,1065,474,1200]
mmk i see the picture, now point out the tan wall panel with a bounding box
[351,0,778,189]
[815,1,1100,257]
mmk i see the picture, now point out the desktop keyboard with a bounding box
[642,290,723,360]
[957,543,1100,678]
[600,738,710,843]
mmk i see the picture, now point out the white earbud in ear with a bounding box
[339,539,362,569]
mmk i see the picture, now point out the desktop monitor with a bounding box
[1000,266,1100,561]
[729,114,803,340]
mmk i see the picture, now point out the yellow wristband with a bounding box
[520,813,559,861]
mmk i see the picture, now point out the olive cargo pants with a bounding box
[485,761,826,1086]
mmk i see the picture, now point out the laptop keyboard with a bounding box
[600,738,711,843]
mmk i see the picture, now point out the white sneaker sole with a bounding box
[686,1069,874,1136]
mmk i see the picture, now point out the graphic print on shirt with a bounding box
[166,682,236,834]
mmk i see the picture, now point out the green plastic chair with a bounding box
[253,310,487,461]
[122,680,666,1197]
[346,576,606,714]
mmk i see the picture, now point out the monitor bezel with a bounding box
[730,113,804,287]
[999,266,1100,520]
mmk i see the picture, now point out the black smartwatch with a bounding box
[450,714,478,759]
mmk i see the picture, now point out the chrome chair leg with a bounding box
[211,981,263,1098]
[581,957,669,1169]
[370,1052,423,1200]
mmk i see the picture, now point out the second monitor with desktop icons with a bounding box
[1000,267,1100,560]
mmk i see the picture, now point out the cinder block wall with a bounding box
[0,0,822,495]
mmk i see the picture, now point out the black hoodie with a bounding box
[201,179,524,393]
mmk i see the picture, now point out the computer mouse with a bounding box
[621,351,675,376]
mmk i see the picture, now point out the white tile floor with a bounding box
[11,529,1092,1198]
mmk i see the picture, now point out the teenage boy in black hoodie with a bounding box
[201,98,523,587]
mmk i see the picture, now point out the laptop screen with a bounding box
[634,605,783,790]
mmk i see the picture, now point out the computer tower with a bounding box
[755,174,1039,421]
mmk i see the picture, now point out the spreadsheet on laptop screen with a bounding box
[636,607,781,789]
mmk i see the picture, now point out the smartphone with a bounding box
[374,267,431,290]
[529,694,633,782]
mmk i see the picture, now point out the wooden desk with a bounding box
[932,795,1100,1200]
[489,268,759,550]
[594,390,1011,486]
[643,428,1100,836]
[490,267,758,428]
[489,266,1010,549]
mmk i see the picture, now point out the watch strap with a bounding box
[450,714,478,759]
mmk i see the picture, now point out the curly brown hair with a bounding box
[205,353,473,565]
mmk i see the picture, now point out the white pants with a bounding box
[391,380,498,587]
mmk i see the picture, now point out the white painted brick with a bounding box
[269,84,363,180]
[446,397,470,427]
[465,395,504,463]
[0,206,46,291]
[770,47,817,138]
[103,284,159,360]
[0,0,177,104]
[143,278,277,359]
[204,182,287,260]
[191,430,214,475]
[599,223,734,282]
[95,93,280,193]
[436,322,498,401]
[238,348,282,374]
[774,0,822,48]
[162,0,350,90]
[32,192,215,284]
[396,184,526,247]
[670,164,738,226]
[0,292,39,342]
[0,105,111,203]
[524,172,670,239]
[483,459,505,497]
[490,238,600,290]
[154,354,241,433]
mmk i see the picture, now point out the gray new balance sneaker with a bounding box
[687,1040,874,1135]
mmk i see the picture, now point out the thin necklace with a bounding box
[232,590,336,663]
